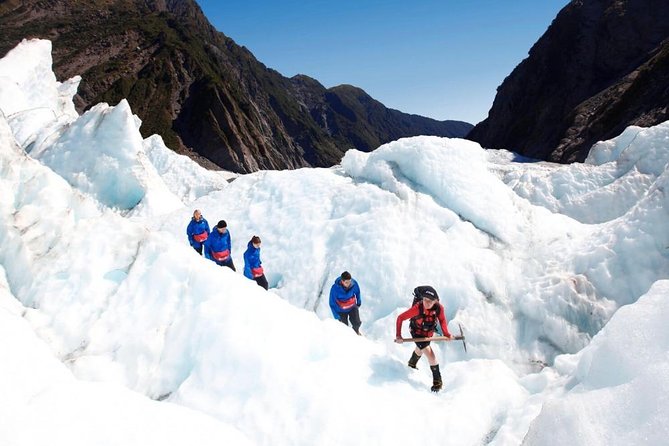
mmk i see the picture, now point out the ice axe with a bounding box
[400,323,467,352]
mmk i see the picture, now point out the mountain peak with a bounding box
[468,0,669,162]
[0,0,471,173]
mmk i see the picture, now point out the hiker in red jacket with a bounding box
[395,286,452,392]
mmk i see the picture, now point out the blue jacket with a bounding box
[186,217,210,248]
[243,241,262,279]
[204,228,232,263]
[329,277,361,317]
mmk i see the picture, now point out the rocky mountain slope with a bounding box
[0,0,471,173]
[467,0,669,162]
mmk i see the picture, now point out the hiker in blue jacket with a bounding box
[186,209,210,255]
[204,220,236,271]
[243,235,268,290]
[329,271,362,335]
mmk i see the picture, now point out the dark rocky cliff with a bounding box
[0,0,472,172]
[467,0,669,162]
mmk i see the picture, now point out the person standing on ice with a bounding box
[329,271,362,335]
[186,209,210,255]
[395,286,452,392]
[204,220,236,271]
[243,235,268,290]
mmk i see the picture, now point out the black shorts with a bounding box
[411,331,431,349]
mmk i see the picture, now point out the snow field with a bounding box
[1,38,669,446]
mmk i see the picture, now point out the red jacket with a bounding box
[396,302,451,338]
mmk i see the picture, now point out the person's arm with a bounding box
[329,285,340,318]
[243,249,251,278]
[354,281,361,306]
[437,304,452,338]
[395,305,420,340]
[203,235,212,260]
[186,221,194,244]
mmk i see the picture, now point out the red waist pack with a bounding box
[337,295,357,310]
[211,249,230,261]
[251,266,264,278]
[193,231,208,243]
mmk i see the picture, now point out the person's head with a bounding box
[421,288,439,308]
[340,271,352,288]
[251,235,261,247]
[193,209,202,220]
[216,220,227,233]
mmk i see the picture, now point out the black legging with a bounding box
[338,307,361,334]
[254,274,269,290]
[216,258,236,271]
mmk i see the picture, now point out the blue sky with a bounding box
[195,0,570,125]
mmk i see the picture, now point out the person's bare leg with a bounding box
[424,346,438,366]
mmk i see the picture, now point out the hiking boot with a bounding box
[429,364,442,392]
[408,352,420,369]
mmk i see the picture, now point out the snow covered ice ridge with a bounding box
[1,38,668,446]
